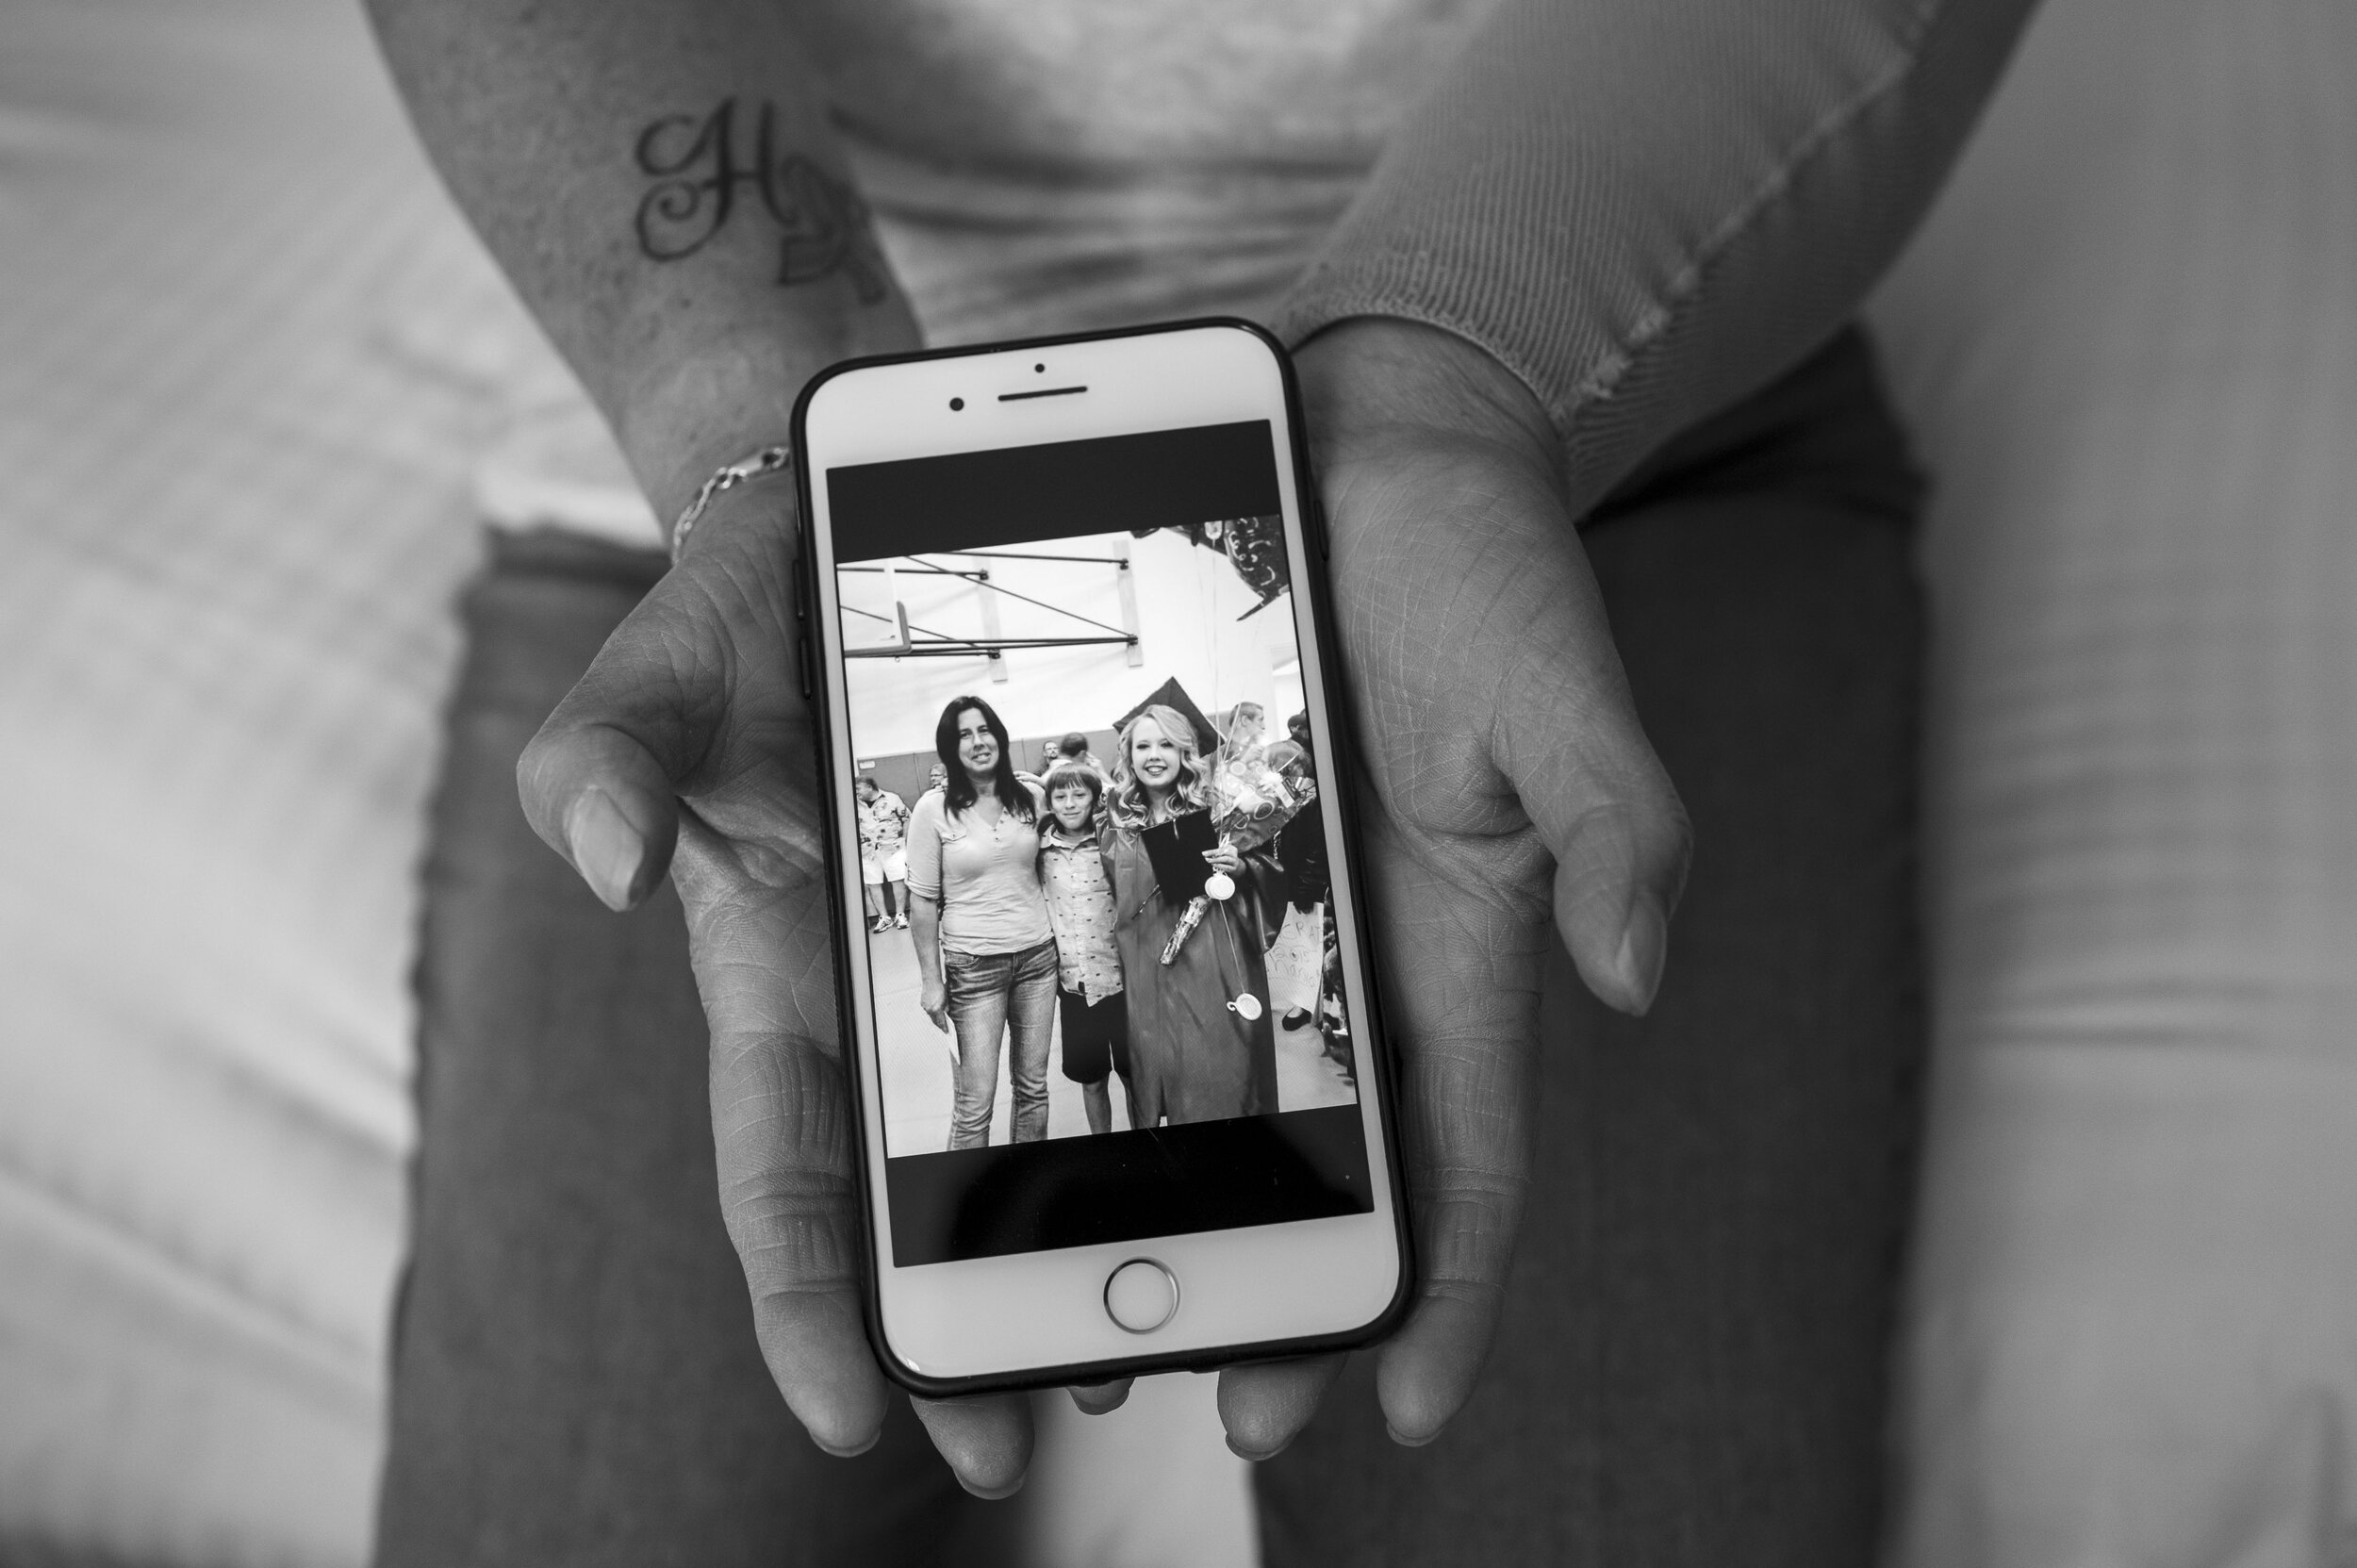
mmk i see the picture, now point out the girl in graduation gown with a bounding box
[1104,704,1283,1125]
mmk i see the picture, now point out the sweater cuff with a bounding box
[1271,0,2033,509]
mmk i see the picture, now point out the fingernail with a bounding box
[815,1429,882,1459]
[1385,1422,1441,1448]
[1613,894,1669,1015]
[1226,1434,1292,1462]
[566,788,645,912]
[960,1471,1028,1501]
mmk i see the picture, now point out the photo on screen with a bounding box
[839,523,1359,1159]
[826,421,1376,1263]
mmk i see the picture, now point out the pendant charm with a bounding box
[1204,871,1236,901]
[1230,992,1264,1021]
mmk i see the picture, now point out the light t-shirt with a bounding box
[904,788,1055,955]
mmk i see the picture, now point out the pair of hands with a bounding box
[518,319,1689,1493]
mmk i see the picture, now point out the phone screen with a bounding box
[824,419,1376,1266]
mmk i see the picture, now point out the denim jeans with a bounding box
[376,324,1922,1568]
[944,939,1059,1148]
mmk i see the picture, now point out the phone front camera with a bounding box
[949,397,964,411]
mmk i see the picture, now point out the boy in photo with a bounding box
[1036,759,1132,1135]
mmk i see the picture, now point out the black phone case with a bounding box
[790,317,1415,1399]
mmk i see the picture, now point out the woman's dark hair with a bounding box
[934,695,1033,821]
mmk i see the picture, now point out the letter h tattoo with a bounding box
[634,97,888,303]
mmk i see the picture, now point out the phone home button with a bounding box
[1103,1259,1179,1334]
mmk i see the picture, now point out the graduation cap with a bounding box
[1111,676,1219,760]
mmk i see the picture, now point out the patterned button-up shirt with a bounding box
[1038,822,1123,1000]
[858,789,908,856]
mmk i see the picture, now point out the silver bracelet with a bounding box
[670,444,795,566]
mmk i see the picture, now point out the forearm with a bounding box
[1276,0,2036,514]
[909,895,944,988]
[364,0,922,519]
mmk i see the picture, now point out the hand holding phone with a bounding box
[512,315,1690,1494]
[1213,321,1689,1451]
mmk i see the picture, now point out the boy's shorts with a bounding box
[1058,987,1129,1084]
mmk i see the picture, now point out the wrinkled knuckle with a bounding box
[733,835,826,890]
[670,808,828,909]
[1418,1196,1528,1280]
[1401,999,1535,1058]
[1489,864,1556,927]
[1417,1161,1530,1209]
[1372,816,1553,933]
[711,1030,855,1150]
[733,1204,863,1298]
[1400,1018,1535,1093]
[1419,1273,1512,1312]
[1386,764,1529,845]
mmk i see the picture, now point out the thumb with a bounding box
[519,718,686,912]
[1494,608,1690,1015]
[516,574,731,912]
[1547,787,1689,1016]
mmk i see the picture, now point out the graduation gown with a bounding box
[1106,828,1281,1126]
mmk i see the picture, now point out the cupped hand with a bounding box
[514,487,1034,1497]
[1213,319,1689,1460]
[514,316,1688,1494]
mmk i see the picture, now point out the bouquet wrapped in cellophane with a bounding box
[1158,763,1316,966]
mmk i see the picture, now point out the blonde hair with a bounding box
[1109,704,1212,828]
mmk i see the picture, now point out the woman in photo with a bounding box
[1106,704,1282,1125]
[903,695,1057,1148]
[1035,760,1132,1135]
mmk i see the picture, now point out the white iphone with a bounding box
[792,319,1409,1396]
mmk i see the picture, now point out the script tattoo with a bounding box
[633,98,887,303]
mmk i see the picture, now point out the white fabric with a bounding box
[0,0,519,1559]
[1868,0,2357,1559]
[0,4,1253,1564]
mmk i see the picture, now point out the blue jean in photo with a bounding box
[944,938,1058,1148]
